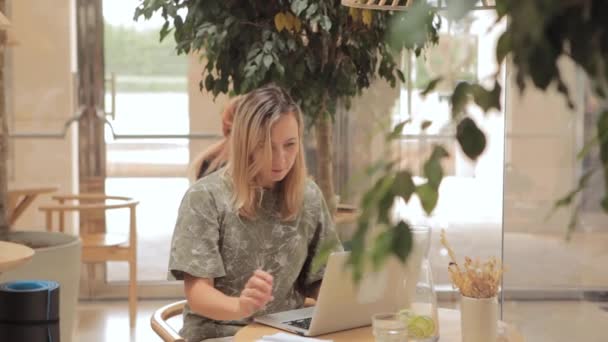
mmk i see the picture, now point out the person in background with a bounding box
[188,96,242,182]
[169,84,343,342]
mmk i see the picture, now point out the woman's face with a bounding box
[256,112,300,188]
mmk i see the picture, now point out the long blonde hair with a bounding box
[228,85,307,221]
[188,96,241,182]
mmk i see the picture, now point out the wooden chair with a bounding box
[39,194,139,327]
[151,300,187,342]
[150,298,317,341]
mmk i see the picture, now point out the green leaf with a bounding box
[456,117,486,160]
[204,74,214,91]
[377,183,396,224]
[416,183,438,215]
[263,55,273,68]
[392,221,413,263]
[246,47,262,60]
[387,120,410,140]
[386,2,439,54]
[528,41,559,90]
[446,0,478,21]
[394,170,416,203]
[576,136,599,160]
[424,145,448,188]
[431,144,450,159]
[495,0,509,18]
[598,110,608,212]
[566,205,580,241]
[291,0,309,16]
[320,15,332,31]
[421,77,443,97]
[420,120,432,131]
[546,168,597,220]
[371,230,393,270]
[451,82,471,118]
[305,3,318,18]
[263,41,273,53]
[348,212,374,282]
[159,21,171,41]
[496,32,511,65]
[254,53,263,66]
[396,69,406,83]
[470,82,502,112]
[362,175,394,210]
[275,61,285,76]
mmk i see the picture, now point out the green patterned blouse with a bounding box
[168,171,343,342]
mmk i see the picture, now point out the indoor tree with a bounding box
[134,0,438,214]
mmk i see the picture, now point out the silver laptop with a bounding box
[254,251,421,336]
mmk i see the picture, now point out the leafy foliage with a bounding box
[135,0,441,276]
[136,0,608,279]
[348,124,449,280]
[353,0,608,277]
[134,0,412,122]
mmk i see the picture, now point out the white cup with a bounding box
[460,295,498,342]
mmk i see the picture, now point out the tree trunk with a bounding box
[315,113,337,215]
[0,0,9,237]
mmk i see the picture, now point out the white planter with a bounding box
[0,231,81,342]
[460,295,498,342]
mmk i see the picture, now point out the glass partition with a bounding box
[502,48,608,341]
[392,9,506,296]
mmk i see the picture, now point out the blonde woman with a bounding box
[169,85,343,342]
[188,96,241,182]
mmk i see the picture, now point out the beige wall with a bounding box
[8,0,77,232]
[187,53,228,180]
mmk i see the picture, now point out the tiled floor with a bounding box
[75,298,608,341]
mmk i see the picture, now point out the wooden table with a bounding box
[8,185,58,226]
[335,204,358,225]
[235,308,524,341]
[0,241,35,274]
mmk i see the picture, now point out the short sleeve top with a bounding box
[168,171,343,341]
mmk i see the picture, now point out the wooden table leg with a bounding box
[9,194,38,226]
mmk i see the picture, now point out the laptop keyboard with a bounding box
[284,317,312,330]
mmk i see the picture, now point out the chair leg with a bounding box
[129,257,137,328]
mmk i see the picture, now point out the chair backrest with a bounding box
[149,298,315,341]
[39,194,138,238]
[151,300,186,342]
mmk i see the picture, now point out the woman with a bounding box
[169,85,343,342]
[187,95,241,182]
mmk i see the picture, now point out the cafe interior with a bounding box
[0,0,607,341]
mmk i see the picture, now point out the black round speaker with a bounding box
[0,280,60,342]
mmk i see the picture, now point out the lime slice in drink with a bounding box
[407,315,435,339]
[397,309,414,321]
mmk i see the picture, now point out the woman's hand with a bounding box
[237,269,274,318]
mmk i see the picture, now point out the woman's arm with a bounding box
[184,270,274,321]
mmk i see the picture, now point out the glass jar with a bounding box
[372,312,409,342]
[399,225,439,342]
